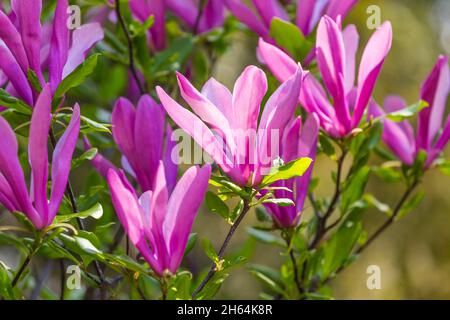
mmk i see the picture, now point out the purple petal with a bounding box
[252,0,289,28]
[0,43,33,104]
[352,21,392,127]
[296,0,328,36]
[342,24,359,93]
[134,95,165,191]
[164,164,211,273]
[48,104,80,224]
[0,10,29,73]
[223,0,269,38]
[157,86,233,173]
[62,23,104,78]
[257,38,298,83]
[417,55,450,152]
[130,0,165,50]
[163,125,178,194]
[201,77,233,121]
[49,0,69,92]
[197,0,224,33]
[232,66,267,131]
[28,85,51,225]
[0,115,39,226]
[12,0,43,82]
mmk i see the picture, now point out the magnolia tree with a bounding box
[0,0,449,300]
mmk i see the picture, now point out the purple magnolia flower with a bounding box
[86,95,178,193]
[129,0,224,51]
[0,0,104,104]
[258,16,392,138]
[369,55,450,167]
[263,114,319,228]
[0,85,80,229]
[156,65,303,187]
[107,162,211,276]
[223,0,357,39]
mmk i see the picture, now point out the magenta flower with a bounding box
[86,95,178,193]
[369,56,450,167]
[156,65,303,187]
[0,0,103,104]
[258,16,392,138]
[0,85,80,229]
[263,114,319,228]
[130,0,224,51]
[107,163,211,276]
[223,0,357,39]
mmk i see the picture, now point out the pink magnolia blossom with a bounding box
[263,114,319,228]
[0,0,104,104]
[156,65,303,187]
[0,85,80,229]
[258,16,392,138]
[369,55,450,167]
[107,163,211,276]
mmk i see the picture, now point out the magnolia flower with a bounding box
[258,16,392,138]
[263,114,319,228]
[223,0,357,39]
[369,55,450,167]
[129,0,224,51]
[107,163,211,276]
[0,0,103,104]
[0,85,80,229]
[156,65,303,187]
[85,95,177,193]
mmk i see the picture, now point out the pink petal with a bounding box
[48,104,80,224]
[28,85,51,224]
[257,38,298,83]
[164,164,211,273]
[352,21,392,127]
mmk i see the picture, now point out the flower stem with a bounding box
[191,198,251,298]
[114,0,145,95]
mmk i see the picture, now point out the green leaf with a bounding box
[0,89,32,115]
[269,18,313,60]
[248,264,284,295]
[184,233,198,257]
[437,159,450,176]
[341,166,371,213]
[205,191,229,220]
[397,191,425,220]
[386,100,428,121]
[201,238,219,263]
[0,261,14,299]
[372,165,402,182]
[54,53,101,99]
[129,15,155,37]
[255,206,272,222]
[261,157,312,187]
[80,115,111,134]
[71,147,98,169]
[55,203,103,223]
[262,198,295,207]
[101,253,148,274]
[363,194,392,217]
[247,228,286,247]
[27,69,42,92]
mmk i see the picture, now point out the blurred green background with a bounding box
[196,0,450,299]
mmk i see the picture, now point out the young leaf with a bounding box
[261,157,312,187]
[54,53,101,99]
[27,69,42,93]
[201,238,219,263]
[205,191,229,220]
[0,89,32,115]
[55,203,103,223]
[262,198,295,207]
[386,100,428,121]
[269,18,313,60]
[247,228,286,247]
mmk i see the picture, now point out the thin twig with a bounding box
[114,0,145,94]
[193,0,208,34]
[308,149,348,249]
[192,199,251,298]
[11,253,33,288]
[355,180,419,254]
